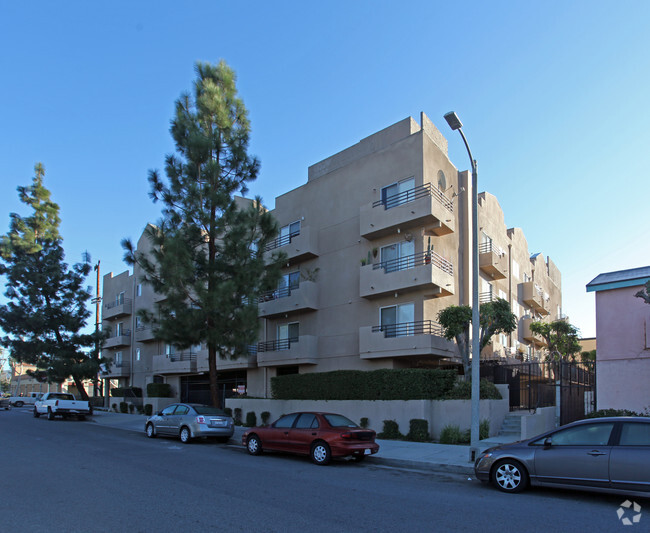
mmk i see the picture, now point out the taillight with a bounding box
[196,416,206,424]
[340,432,352,439]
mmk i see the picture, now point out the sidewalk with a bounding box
[90,410,520,476]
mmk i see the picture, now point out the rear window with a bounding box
[49,393,74,401]
[323,414,358,428]
[193,406,228,416]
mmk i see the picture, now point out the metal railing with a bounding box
[106,298,132,310]
[264,230,300,252]
[372,251,453,276]
[372,183,453,212]
[168,352,197,362]
[257,337,299,352]
[258,284,298,303]
[479,291,494,303]
[109,329,131,339]
[371,320,445,338]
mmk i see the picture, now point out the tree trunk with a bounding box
[73,375,89,401]
[208,343,220,409]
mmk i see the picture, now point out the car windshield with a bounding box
[323,414,358,428]
[193,406,228,416]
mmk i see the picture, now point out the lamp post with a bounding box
[444,111,480,461]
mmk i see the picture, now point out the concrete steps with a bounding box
[497,411,525,438]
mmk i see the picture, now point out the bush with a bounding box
[128,404,135,414]
[224,407,233,417]
[111,403,117,412]
[585,408,641,418]
[359,417,369,429]
[136,405,144,415]
[119,402,128,414]
[146,383,172,398]
[444,379,502,400]
[110,387,143,398]
[271,369,457,400]
[439,424,465,444]
[233,408,242,426]
[144,404,153,416]
[378,420,403,440]
[480,418,490,440]
[261,411,271,426]
[245,411,257,427]
[406,419,430,442]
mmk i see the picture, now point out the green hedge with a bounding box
[110,387,143,398]
[146,383,172,398]
[271,369,457,400]
[585,408,641,418]
[444,379,502,400]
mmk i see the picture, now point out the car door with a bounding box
[287,413,320,454]
[533,421,615,489]
[167,404,190,436]
[610,421,650,493]
[265,413,300,451]
[156,404,179,435]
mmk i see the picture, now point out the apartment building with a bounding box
[101,113,562,403]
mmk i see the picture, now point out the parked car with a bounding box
[0,395,11,410]
[475,416,650,497]
[33,392,92,420]
[242,412,380,465]
[10,392,42,407]
[145,403,234,443]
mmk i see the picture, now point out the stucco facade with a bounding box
[100,113,562,403]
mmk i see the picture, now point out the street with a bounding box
[1,408,646,533]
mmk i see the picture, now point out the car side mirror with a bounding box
[543,437,552,448]
[156,411,163,416]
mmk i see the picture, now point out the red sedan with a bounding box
[242,412,380,465]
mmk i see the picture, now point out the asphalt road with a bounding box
[1,407,647,532]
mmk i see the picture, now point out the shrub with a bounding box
[439,424,465,444]
[245,411,257,427]
[406,419,430,442]
[233,408,242,426]
[378,420,403,440]
[111,388,124,397]
[111,403,117,412]
[119,402,128,414]
[146,383,172,398]
[585,408,641,418]
[271,369,457,400]
[144,404,153,416]
[128,404,135,414]
[444,379,502,400]
[261,411,271,426]
[480,419,490,440]
[359,417,369,429]
[136,405,144,415]
[224,407,233,417]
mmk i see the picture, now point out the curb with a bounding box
[367,456,474,476]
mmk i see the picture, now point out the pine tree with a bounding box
[123,61,284,408]
[0,164,104,400]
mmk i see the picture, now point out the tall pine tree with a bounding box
[123,61,284,408]
[0,163,104,400]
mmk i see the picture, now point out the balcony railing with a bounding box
[257,337,299,352]
[109,329,131,339]
[264,230,300,252]
[479,292,494,303]
[371,320,445,338]
[373,251,453,276]
[106,298,132,310]
[258,285,297,303]
[372,183,453,212]
[167,352,197,362]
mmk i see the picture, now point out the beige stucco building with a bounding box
[101,113,562,404]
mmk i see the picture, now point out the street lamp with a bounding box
[444,111,480,461]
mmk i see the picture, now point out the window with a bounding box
[295,413,319,429]
[116,291,125,306]
[114,352,122,366]
[174,405,189,416]
[277,271,300,296]
[136,348,141,361]
[380,240,415,272]
[165,344,176,357]
[116,322,124,336]
[278,322,299,344]
[274,413,299,428]
[135,316,142,329]
[381,177,415,209]
[523,272,532,283]
[619,423,650,446]
[280,221,301,241]
[499,289,507,301]
[536,422,615,446]
[161,404,177,416]
[380,303,414,337]
[512,260,520,279]
[136,284,142,297]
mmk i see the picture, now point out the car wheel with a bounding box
[311,441,331,466]
[15,401,24,407]
[247,434,262,455]
[33,408,40,418]
[492,459,529,493]
[179,426,192,444]
[351,452,366,462]
[47,408,55,421]
[146,423,156,438]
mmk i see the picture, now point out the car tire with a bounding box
[15,401,24,408]
[247,434,262,455]
[47,408,55,421]
[492,459,529,493]
[146,423,156,438]
[33,408,40,418]
[180,426,192,444]
[311,441,331,466]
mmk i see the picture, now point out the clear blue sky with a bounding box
[2,0,650,339]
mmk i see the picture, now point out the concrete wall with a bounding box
[520,406,556,439]
[225,394,509,440]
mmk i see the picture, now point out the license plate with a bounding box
[211,419,226,427]
[364,449,372,455]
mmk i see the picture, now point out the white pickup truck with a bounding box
[33,392,92,420]
[9,392,42,407]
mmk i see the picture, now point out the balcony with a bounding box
[360,184,455,240]
[134,326,156,343]
[479,291,495,304]
[479,242,507,280]
[256,335,318,367]
[520,282,549,315]
[359,320,457,360]
[195,348,257,372]
[521,317,546,347]
[104,330,132,349]
[152,352,197,374]
[258,281,318,318]
[360,251,454,299]
[104,298,132,319]
[101,360,130,378]
[264,226,318,265]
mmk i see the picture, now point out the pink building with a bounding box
[587,267,650,413]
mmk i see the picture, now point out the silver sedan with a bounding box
[475,416,650,497]
[145,403,234,444]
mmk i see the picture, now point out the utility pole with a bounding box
[91,260,102,397]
